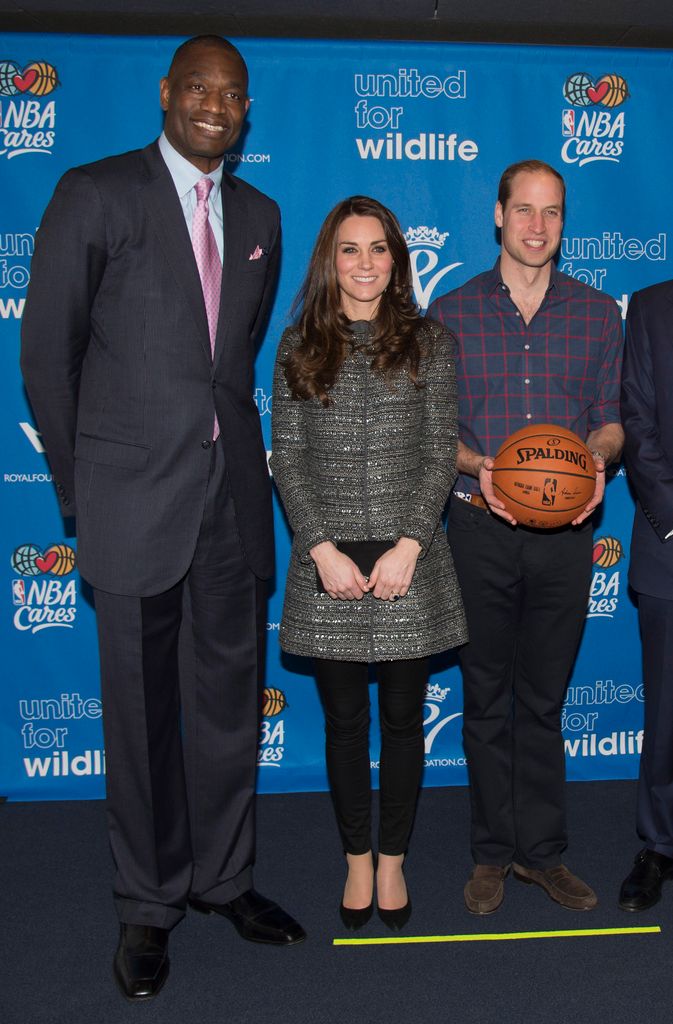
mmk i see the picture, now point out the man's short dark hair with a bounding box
[497,159,566,213]
[167,35,247,79]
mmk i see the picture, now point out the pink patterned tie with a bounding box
[192,177,222,440]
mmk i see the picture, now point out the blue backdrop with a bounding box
[1,34,668,800]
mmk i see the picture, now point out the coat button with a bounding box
[201,440,212,450]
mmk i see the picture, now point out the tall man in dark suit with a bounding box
[620,280,673,911]
[20,35,304,1001]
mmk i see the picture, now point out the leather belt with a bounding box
[452,491,489,511]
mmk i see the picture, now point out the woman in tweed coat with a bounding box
[271,197,466,931]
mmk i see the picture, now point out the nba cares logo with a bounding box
[588,535,623,620]
[0,59,59,160]
[561,72,628,168]
[10,542,78,633]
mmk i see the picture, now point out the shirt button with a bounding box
[524,344,530,350]
[515,311,521,317]
[201,440,212,449]
[524,378,530,385]
[526,413,532,420]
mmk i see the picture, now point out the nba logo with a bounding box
[562,109,575,136]
[12,579,25,605]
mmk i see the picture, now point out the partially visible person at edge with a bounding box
[619,277,673,913]
[20,35,304,1002]
[271,196,467,932]
[428,159,624,916]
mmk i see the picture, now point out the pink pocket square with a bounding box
[249,245,268,261]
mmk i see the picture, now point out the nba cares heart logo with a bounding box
[11,543,76,577]
[563,72,629,108]
[12,67,38,92]
[35,550,58,572]
[586,81,609,104]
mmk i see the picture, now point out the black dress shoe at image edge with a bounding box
[189,888,306,945]
[619,849,673,912]
[113,923,169,1001]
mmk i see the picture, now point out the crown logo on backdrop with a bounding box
[425,682,450,702]
[404,226,450,249]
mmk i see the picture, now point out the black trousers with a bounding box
[636,593,673,858]
[448,497,592,869]
[313,656,429,856]
[93,439,265,929]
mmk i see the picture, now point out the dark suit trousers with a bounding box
[93,439,265,929]
[448,497,592,868]
[636,593,673,858]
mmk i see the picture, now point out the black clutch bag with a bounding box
[315,540,396,593]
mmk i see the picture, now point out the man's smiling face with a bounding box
[160,41,250,174]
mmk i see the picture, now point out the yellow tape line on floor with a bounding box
[334,926,662,946]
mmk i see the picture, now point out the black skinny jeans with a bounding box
[313,657,429,856]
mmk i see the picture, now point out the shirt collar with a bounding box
[158,132,223,201]
[488,256,560,297]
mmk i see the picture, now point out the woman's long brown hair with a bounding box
[283,196,424,406]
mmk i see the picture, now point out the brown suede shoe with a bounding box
[513,863,597,910]
[464,864,510,915]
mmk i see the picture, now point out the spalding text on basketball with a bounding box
[515,446,588,471]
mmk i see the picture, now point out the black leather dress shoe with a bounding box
[113,923,169,1001]
[189,889,306,945]
[619,849,673,911]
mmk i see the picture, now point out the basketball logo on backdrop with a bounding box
[0,58,59,158]
[259,687,287,766]
[10,542,77,632]
[560,72,629,167]
[588,536,623,619]
[404,226,462,311]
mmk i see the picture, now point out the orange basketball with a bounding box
[491,423,596,529]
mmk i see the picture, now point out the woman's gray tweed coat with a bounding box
[270,319,467,662]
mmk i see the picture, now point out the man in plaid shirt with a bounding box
[428,160,623,915]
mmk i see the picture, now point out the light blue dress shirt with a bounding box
[158,132,224,263]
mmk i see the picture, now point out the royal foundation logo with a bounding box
[422,681,464,767]
[0,58,59,159]
[405,226,462,311]
[11,542,77,632]
[587,535,623,619]
[560,72,629,168]
[258,686,287,766]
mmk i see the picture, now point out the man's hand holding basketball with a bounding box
[478,457,518,525]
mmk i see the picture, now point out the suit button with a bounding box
[211,379,217,389]
[201,440,212,449]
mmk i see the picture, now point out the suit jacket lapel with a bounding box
[141,143,211,362]
[214,172,244,368]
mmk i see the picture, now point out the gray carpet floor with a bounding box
[2,780,670,1024]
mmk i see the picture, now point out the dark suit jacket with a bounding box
[621,280,673,599]
[21,141,278,595]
